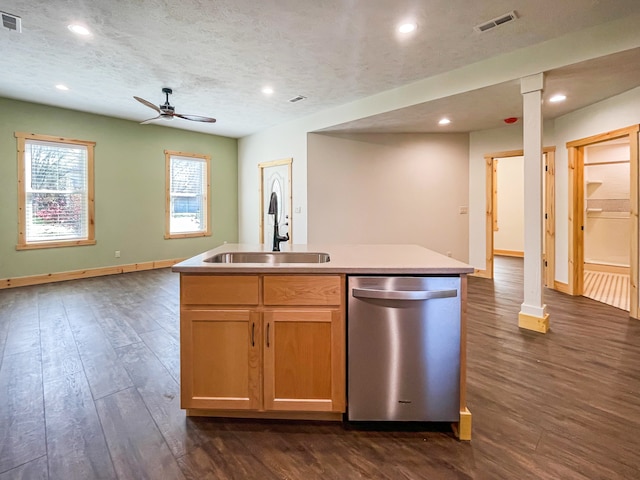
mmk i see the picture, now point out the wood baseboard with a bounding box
[584,263,630,275]
[471,269,492,279]
[553,281,571,295]
[493,249,524,258]
[518,312,550,333]
[0,258,185,289]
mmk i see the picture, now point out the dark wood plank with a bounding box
[91,304,142,349]
[0,455,48,480]
[177,421,279,480]
[116,341,200,457]
[65,306,133,400]
[1,262,640,479]
[3,308,39,357]
[141,303,180,341]
[95,387,185,479]
[39,306,84,381]
[0,350,45,473]
[43,371,117,479]
[112,303,162,335]
[139,329,181,382]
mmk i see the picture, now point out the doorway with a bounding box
[482,147,556,287]
[259,158,293,245]
[567,125,639,318]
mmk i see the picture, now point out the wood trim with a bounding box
[164,150,212,239]
[492,159,499,231]
[545,149,556,288]
[484,147,555,285]
[15,239,97,250]
[630,127,639,319]
[566,126,639,148]
[484,155,494,279]
[16,134,25,247]
[87,136,96,244]
[584,263,630,275]
[493,249,524,257]
[553,281,571,295]
[185,409,343,421]
[567,127,639,300]
[452,408,472,441]
[584,160,630,167]
[518,312,550,333]
[14,131,96,147]
[0,258,184,289]
[470,269,491,279]
[15,132,96,250]
[567,145,584,295]
[259,158,293,244]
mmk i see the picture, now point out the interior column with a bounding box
[518,73,550,333]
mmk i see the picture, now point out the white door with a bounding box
[259,159,292,245]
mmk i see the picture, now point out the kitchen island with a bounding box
[172,244,474,440]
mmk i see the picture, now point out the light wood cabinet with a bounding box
[179,273,345,418]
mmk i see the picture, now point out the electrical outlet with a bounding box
[295,206,301,213]
[459,206,468,214]
[115,250,121,258]
[447,251,452,257]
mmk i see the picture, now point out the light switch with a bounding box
[459,206,468,214]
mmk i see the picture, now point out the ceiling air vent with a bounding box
[288,95,307,103]
[474,11,517,33]
[1,11,22,33]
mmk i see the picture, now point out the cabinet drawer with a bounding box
[181,275,259,305]
[264,275,342,306]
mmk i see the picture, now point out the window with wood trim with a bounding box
[16,132,96,250]
[165,150,211,239]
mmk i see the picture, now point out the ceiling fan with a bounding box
[134,87,216,124]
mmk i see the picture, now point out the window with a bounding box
[165,150,211,239]
[16,132,95,250]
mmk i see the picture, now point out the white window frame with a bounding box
[15,132,96,250]
[165,150,211,239]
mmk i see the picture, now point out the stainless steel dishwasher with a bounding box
[348,276,461,422]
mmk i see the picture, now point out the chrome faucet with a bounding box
[268,192,289,252]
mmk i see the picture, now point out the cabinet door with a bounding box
[263,309,345,412]
[181,309,261,410]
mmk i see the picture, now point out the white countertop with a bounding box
[172,243,474,275]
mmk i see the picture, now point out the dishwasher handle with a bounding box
[352,287,457,301]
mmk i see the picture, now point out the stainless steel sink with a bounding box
[204,252,331,264]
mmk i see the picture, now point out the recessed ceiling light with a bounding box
[67,24,91,36]
[439,118,451,125]
[398,22,417,34]
[549,94,567,103]
[262,87,274,95]
[55,84,69,91]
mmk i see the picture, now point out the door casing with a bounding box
[567,125,639,319]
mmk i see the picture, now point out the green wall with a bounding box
[0,97,238,279]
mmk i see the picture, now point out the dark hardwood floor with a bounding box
[1,257,639,479]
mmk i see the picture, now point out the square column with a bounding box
[519,73,549,333]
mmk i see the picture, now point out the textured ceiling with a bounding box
[1,0,640,137]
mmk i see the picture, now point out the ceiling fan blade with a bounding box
[174,113,217,123]
[140,115,163,124]
[134,96,161,114]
